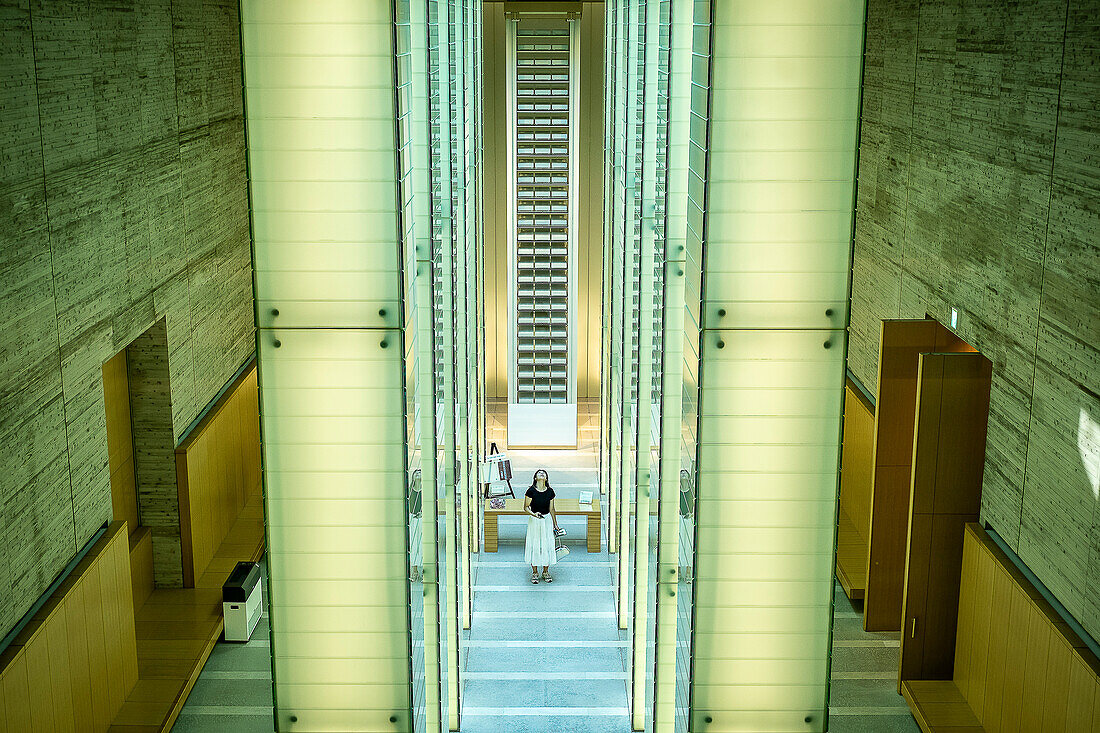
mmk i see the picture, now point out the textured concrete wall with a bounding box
[127,319,184,588]
[852,0,1100,640]
[0,0,253,636]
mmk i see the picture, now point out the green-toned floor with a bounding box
[460,405,633,732]
[171,557,274,732]
[827,585,921,733]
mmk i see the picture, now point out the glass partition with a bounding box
[243,1,415,728]
[652,2,710,730]
[246,1,483,730]
[687,1,864,730]
[425,1,483,726]
[630,0,671,727]
[396,0,442,729]
[257,327,412,731]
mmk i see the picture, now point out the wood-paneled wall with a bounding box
[836,380,875,599]
[0,521,138,732]
[864,319,972,631]
[899,352,992,683]
[953,523,1100,731]
[103,351,138,535]
[129,527,154,616]
[176,364,262,587]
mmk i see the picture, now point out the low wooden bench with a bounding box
[483,497,601,553]
[901,523,1100,732]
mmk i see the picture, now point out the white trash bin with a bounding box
[222,561,263,642]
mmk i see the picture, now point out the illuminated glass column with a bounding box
[245,1,482,730]
[428,6,461,728]
[603,0,645,628]
[630,0,670,727]
[688,2,864,731]
[242,2,415,729]
[397,0,444,730]
[653,3,710,731]
[601,0,625,555]
[425,1,484,723]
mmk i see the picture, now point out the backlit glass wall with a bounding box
[688,2,864,730]
[506,14,581,447]
[630,0,671,728]
[603,1,863,729]
[243,2,413,729]
[245,1,482,730]
[603,0,645,629]
[652,1,709,731]
[396,0,442,729]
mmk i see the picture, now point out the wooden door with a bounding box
[898,351,992,685]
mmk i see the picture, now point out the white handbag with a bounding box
[555,536,569,560]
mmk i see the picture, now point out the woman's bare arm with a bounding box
[549,498,558,529]
[524,495,538,517]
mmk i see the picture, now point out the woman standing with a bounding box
[524,469,560,583]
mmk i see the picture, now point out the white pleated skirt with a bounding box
[524,515,557,567]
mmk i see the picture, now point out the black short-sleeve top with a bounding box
[525,486,555,515]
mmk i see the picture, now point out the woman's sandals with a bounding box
[531,571,540,584]
[542,570,553,583]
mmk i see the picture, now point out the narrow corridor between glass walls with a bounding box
[458,404,632,732]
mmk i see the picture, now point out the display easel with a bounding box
[482,442,515,499]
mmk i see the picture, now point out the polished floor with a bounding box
[827,587,920,733]
[460,404,632,732]
[171,557,274,732]
[172,402,920,732]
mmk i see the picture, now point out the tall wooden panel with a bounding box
[176,363,261,587]
[836,381,875,599]
[103,350,138,536]
[864,319,972,631]
[899,351,992,684]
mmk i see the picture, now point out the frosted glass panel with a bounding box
[692,325,846,733]
[242,0,401,330]
[703,0,862,333]
[689,2,862,728]
[258,328,411,728]
[243,1,419,727]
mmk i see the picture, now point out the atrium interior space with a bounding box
[0,1,1098,733]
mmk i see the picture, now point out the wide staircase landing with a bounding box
[459,403,631,733]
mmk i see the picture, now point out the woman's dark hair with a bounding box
[528,469,552,491]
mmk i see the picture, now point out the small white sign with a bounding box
[950,307,959,329]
